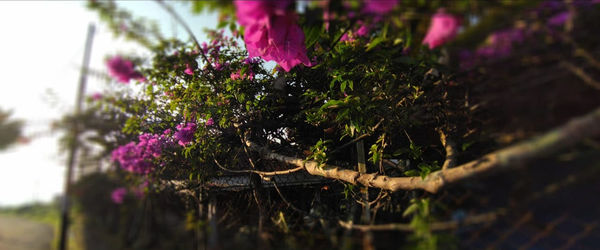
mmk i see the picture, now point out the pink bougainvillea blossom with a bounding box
[174,122,197,146]
[458,28,527,69]
[184,64,194,75]
[422,10,461,49]
[91,92,103,101]
[476,28,525,58]
[106,56,144,84]
[111,187,127,204]
[341,21,371,43]
[111,133,171,174]
[206,118,215,127]
[234,0,311,72]
[234,0,290,27]
[364,0,399,15]
[131,181,148,199]
[547,11,571,26]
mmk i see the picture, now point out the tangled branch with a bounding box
[246,106,600,193]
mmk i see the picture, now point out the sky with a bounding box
[0,1,217,206]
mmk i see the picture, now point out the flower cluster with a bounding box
[106,55,144,84]
[111,133,171,174]
[458,0,600,69]
[363,0,399,15]
[111,187,127,204]
[422,10,461,49]
[230,58,258,80]
[340,21,371,43]
[234,0,311,72]
[478,28,526,58]
[91,92,103,101]
[174,122,197,146]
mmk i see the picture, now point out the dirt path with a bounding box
[0,215,54,250]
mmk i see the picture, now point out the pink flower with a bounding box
[364,0,399,15]
[132,181,148,199]
[184,64,194,75]
[111,133,171,174]
[106,56,144,84]
[230,72,240,80]
[547,11,570,26]
[422,10,461,49]
[356,24,370,37]
[174,122,197,146]
[206,118,214,126]
[111,187,127,204]
[91,92,103,101]
[234,0,290,27]
[340,21,371,43]
[235,0,311,72]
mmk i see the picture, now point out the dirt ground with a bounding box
[0,215,54,250]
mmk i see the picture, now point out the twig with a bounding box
[339,210,503,232]
[155,0,212,69]
[246,106,600,193]
[438,130,457,170]
[272,179,310,216]
[555,30,600,71]
[330,118,385,154]
[560,61,600,91]
[213,158,304,176]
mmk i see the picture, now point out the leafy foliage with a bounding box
[62,0,600,248]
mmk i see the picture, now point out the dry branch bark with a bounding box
[246,106,600,193]
[438,130,457,170]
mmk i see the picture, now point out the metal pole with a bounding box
[58,23,95,250]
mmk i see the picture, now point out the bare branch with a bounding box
[272,180,310,216]
[247,106,600,193]
[438,130,457,170]
[213,158,304,176]
[561,61,600,91]
[155,0,212,68]
[339,210,503,232]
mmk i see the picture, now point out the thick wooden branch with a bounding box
[246,106,600,193]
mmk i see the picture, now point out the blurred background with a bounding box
[0,2,216,249]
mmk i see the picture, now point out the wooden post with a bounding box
[356,140,370,223]
[197,188,206,250]
[207,193,219,250]
[356,140,374,250]
[58,23,95,250]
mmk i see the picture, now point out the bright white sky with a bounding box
[0,1,217,206]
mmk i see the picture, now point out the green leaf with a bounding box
[366,37,385,51]
[304,25,321,49]
[404,170,419,177]
[403,203,419,217]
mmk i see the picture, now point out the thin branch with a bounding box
[272,180,310,216]
[561,61,600,91]
[438,130,457,170]
[339,210,503,232]
[331,118,385,154]
[155,0,212,68]
[555,30,600,70]
[246,106,600,193]
[213,158,304,176]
